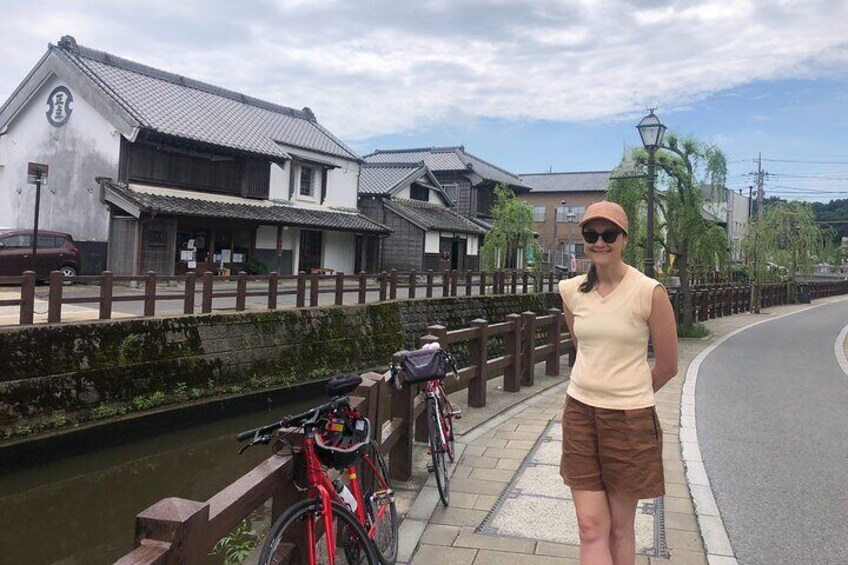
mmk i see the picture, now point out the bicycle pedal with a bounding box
[451,408,463,420]
[372,489,395,506]
[426,462,435,473]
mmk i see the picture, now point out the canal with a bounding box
[0,392,324,565]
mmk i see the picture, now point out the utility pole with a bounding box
[751,152,767,313]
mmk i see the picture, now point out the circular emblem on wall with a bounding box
[46,86,73,127]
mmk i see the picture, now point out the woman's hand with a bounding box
[648,285,678,392]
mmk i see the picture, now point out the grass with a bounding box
[678,323,710,339]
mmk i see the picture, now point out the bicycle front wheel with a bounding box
[259,498,379,565]
[438,391,456,463]
[428,397,450,506]
[358,440,399,565]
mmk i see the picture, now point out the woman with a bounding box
[558,201,678,565]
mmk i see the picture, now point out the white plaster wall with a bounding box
[268,162,290,201]
[0,75,119,240]
[323,230,355,273]
[325,161,360,208]
[467,235,479,256]
[425,231,440,253]
[256,225,277,249]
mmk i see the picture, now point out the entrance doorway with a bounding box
[439,237,467,271]
[298,230,322,272]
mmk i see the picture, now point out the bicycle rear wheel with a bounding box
[427,397,450,506]
[259,498,379,565]
[358,440,399,565]
[438,391,456,463]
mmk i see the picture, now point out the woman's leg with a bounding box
[607,492,639,565]
[572,489,613,565]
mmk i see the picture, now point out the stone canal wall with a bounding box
[0,293,559,439]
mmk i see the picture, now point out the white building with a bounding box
[0,35,388,275]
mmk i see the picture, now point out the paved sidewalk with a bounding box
[400,297,847,565]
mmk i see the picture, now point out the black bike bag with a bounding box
[326,373,363,397]
[396,347,448,387]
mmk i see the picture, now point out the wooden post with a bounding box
[389,269,398,300]
[442,270,450,297]
[46,270,63,323]
[358,272,367,304]
[479,271,486,296]
[335,272,344,306]
[408,270,417,299]
[236,271,247,311]
[426,270,434,298]
[183,272,195,315]
[99,271,114,319]
[521,311,536,386]
[268,272,278,310]
[503,313,522,392]
[522,271,529,294]
[389,351,414,481]
[450,270,458,297]
[546,308,562,376]
[133,498,210,565]
[379,272,387,302]
[548,273,555,293]
[202,272,213,313]
[468,319,488,408]
[296,272,306,308]
[511,271,518,294]
[310,272,319,307]
[492,271,500,295]
[20,271,35,325]
[465,270,472,296]
[143,271,156,317]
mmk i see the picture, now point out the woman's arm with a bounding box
[563,305,578,352]
[648,285,678,392]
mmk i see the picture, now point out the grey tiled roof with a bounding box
[386,198,486,235]
[55,40,359,161]
[519,171,611,193]
[359,163,423,195]
[364,146,531,190]
[105,183,390,234]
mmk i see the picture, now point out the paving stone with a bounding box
[420,523,461,546]
[665,511,698,532]
[397,519,428,563]
[473,494,499,511]
[483,447,529,460]
[494,430,540,441]
[410,542,477,565]
[495,458,521,471]
[477,437,510,448]
[666,529,705,552]
[469,468,516,483]
[460,455,499,469]
[665,496,696,515]
[706,556,739,565]
[495,423,519,432]
[534,541,580,558]
[664,482,690,498]
[447,491,480,510]
[429,505,489,527]
[463,445,487,457]
[514,411,555,421]
[515,424,547,433]
[449,477,508,495]
[406,486,441,520]
[533,440,561,465]
[506,439,537,450]
[473,549,576,565]
[453,531,536,553]
[659,549,708,565]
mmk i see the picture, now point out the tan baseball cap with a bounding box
[578,201,629,234]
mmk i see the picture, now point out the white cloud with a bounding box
[1,0,846,141]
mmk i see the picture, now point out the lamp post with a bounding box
[636,109,667,279]
[551,199,565,268]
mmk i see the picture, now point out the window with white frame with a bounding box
[533,206,545,222]
[299,166,314,197]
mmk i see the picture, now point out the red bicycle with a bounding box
[237,374,398,565]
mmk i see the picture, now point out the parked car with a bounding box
[0,229,81,279]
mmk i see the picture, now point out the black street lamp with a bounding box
[636,109,667,278]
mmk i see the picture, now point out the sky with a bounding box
[1,0,846,203]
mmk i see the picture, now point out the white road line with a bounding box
[835,323,848,379]
[680,296,848,565]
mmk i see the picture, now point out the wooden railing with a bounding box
[1,269,565,326]
[114,309,573,564]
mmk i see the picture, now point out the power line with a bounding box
[762,158,848,165]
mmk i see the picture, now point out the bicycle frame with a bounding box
[423,379,454,459]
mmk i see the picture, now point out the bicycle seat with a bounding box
[326,373,363,397]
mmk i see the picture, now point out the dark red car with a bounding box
[0,229,81,278]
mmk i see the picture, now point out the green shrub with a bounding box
[678,323,710,339]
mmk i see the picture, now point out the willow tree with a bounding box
[742,200,828,311]
[480,183,539,270]
[608,135,729,329]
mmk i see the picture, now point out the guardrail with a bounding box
[114,309,574,564]
[1,269,564,326]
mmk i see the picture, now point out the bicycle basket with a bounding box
[395,346,448,387]
[314,407,371,469]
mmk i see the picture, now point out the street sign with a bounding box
[27,162,48,185]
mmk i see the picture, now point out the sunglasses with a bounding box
[582,229,621,244]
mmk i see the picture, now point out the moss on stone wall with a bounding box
[0,293,559,439]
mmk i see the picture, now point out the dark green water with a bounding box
[0,396,320,565]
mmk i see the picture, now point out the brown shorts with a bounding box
[560,395,664,499]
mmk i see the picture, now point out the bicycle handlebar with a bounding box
[236,396,348,442]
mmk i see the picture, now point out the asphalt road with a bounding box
[696,298,848,565]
